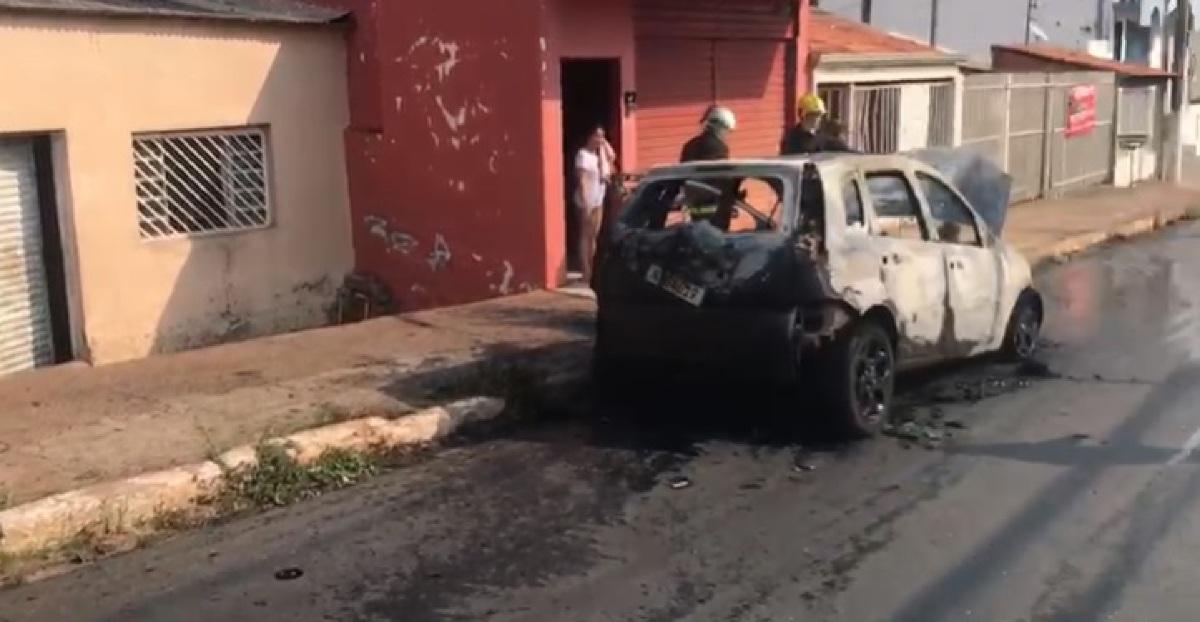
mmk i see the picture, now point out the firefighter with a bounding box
[679,105,738,229]
[781,93,852,155]
[680,105,736,162]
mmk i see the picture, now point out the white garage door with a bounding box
[0,139,54,375]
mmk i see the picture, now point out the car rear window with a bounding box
[622,174,789,233]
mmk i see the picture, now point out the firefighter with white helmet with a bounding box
[680,104,736,163]
[676,104,739,229]
[781,92,851,155]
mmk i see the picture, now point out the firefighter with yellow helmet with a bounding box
[781,93,852,155]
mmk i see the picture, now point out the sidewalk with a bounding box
[0,181,1197,509]
[0,293,595,507]
[1006,182,1200,264]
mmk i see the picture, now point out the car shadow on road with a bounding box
[449,348,1054,466]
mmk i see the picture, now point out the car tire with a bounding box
[1002,291,1042,362]
[825,319,895,438]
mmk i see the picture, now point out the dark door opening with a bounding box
[561,58,621,277]
[31,136,74,364]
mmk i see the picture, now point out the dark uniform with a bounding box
[780,124,852,156]
[679,129,735,229]
[680,129,730,162]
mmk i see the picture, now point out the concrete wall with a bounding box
[0,14,353,364]
[898,83,932,150]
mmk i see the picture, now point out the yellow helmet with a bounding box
[798,93,827,115]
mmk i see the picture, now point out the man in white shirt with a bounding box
[574,125,617,285]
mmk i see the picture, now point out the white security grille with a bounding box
[927,82,956,147]
[134,128,270,239]
[849,85,901,154]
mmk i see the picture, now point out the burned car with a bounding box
[592,149,1043,436]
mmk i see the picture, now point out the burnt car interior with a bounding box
[622,174,787,233]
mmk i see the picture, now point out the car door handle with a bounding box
[949,260,964,270]
[882,253,901,265]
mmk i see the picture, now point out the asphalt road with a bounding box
[6,222,1200,622]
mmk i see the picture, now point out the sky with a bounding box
[814,0,1182,62]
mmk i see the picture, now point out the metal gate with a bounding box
[0,138,54,375]
[961,71,1115,202]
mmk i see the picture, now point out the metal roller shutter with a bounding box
[715,40,788,158]
[634,39,714,170]
[0,139,54,375]
[634,0,794,170]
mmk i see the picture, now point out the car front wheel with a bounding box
[826,319,895,437]
[1003,291,1042,361]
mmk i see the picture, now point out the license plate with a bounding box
[645,265,705,306]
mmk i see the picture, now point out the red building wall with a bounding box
[317,0,810,312]
[320,0,552,310]
[540,0,638,286]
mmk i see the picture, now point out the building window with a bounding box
[849,85,901,154]
[1117,86,1156,137]
[134,127,270,239]
[818,84,850,126]
[927,82,955,147]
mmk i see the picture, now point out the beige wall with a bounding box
[0,14,353,363]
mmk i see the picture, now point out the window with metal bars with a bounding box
[133,127,270,239]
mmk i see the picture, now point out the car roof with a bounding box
[643,153,922,177]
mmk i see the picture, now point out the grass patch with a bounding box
[1183,205,1200,221]
[213,444,377,513]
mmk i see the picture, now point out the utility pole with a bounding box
[1025,0,1036,44]
[862,0,872,24]
[930,0,940,45]
[1170,0,1192,182]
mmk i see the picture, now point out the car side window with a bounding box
[842,176,865,229]
[865,172,927,241]
[917,173,982,246]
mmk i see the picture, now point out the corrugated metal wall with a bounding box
[962,71,1117,202]
[633,0,794,170]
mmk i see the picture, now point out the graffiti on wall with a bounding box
[364,216,419,255]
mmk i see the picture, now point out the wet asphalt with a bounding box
[6,221,1200,622]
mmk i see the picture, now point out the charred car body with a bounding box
[592,149,1043,436]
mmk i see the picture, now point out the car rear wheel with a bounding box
[825,319,895,438]
[1003,291,1042,361]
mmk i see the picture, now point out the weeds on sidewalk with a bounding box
[213,444,378,513]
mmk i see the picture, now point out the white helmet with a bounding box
[703,105,737,131]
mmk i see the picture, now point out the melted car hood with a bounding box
[909,147,1012,234]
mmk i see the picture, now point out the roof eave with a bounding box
[0,5,349,26]
[815,51,967,70]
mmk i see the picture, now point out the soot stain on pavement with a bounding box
[341,429,695,621]
[342,382,840,621]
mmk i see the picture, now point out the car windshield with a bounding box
[621,173,789,233]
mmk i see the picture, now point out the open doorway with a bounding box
[561,58,621,279]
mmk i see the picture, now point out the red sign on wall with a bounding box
[1066,85,1097,138]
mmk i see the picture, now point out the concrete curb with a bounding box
[1028,206,1190,265]
[0,397,504,557]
